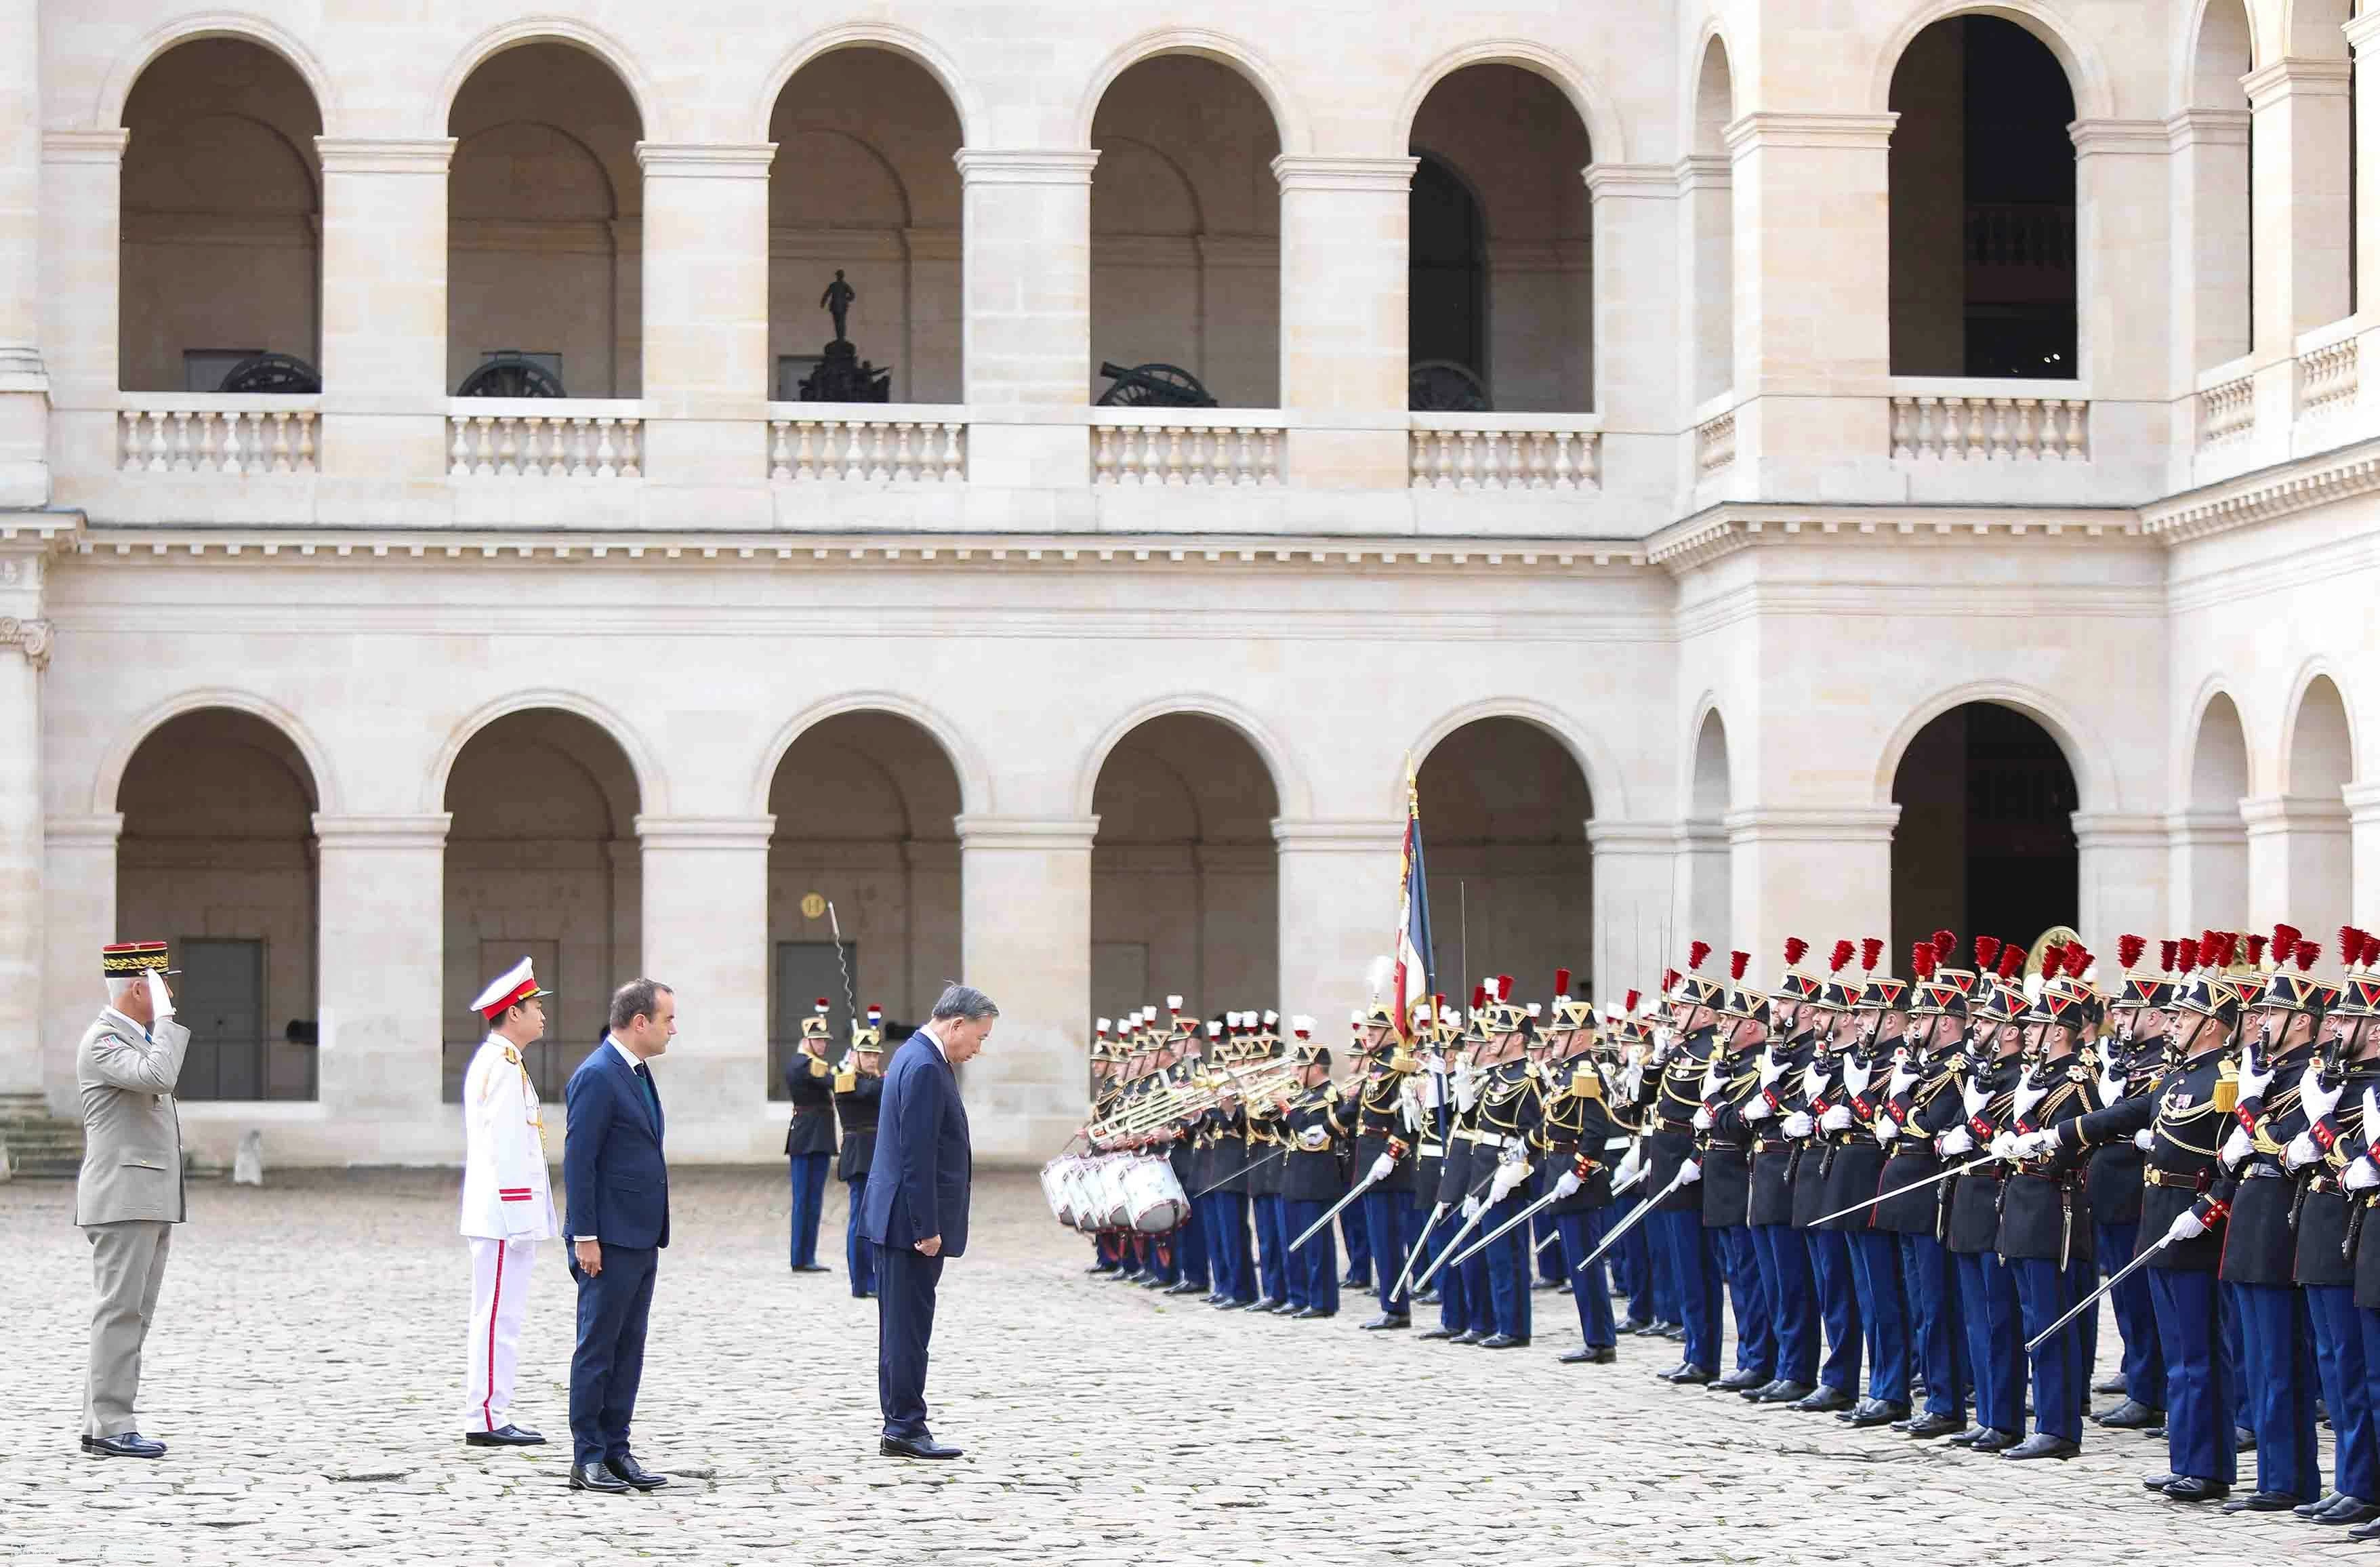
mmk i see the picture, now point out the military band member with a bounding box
[834,1007,886,1299]
[1643,945,1726,1383]
[1246,1015,1294,1312]
[2086,937,2172,1431]
[1087,1021,1126,1276]
[1872,937,1974,1440]
[459,956,560,1447]
[1279,1022,1347,1318]
[77,943,191,1459]
[1602,1001,1670,1337]
[1536,985,1618,1363]
[1202,1015,1258,1309]
[1338,1011,1375,1295]
[1691,953,1774,1391]
[1157,1003,1213,1297]
[783,998,839,1274]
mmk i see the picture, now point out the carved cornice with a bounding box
[2143,438,2380,545]
[1723,112,1897,154]
[1270,155,1416,195]
[1646,506,2143,576]
[953,149,1099,186]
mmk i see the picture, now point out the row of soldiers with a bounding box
[1080,922,2380,1524]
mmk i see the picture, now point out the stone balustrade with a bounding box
[2196,374,2255,451]
[1887,390,2089,461]
[767,406,968,482]
[447,400,644,478]
[1695,409,1736,475]
[1090,410,1285,486]
[119,396,319,474]
[1406,414,1602,491]
[2297,335,2359,422]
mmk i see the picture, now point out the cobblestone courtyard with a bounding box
[0,1167,2333,1564]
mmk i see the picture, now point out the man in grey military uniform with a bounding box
[76,941,192,1459]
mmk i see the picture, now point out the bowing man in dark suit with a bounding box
[858,983,992,1459]
[561,979,677,1494]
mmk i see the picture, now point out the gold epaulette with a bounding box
[834,1070,857,1094]
[2212,1059,2239,1115]
[808,1055,831,1079]
[1569,1068,1604,1103]
[501,1044,521,1066]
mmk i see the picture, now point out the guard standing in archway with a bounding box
[785,999,840,1275]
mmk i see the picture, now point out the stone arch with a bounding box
[425,690,668,816]
[1872,679,2111,812]
[96,12,341,136]
[1073,695,1309,820]
[1400,697,1627,821]
[1868,0,2115,121]
[749,692,993,818]
[1073,27,1308,154]
[2177,0,2259,108]
[94,688,342,816]
[2186,685,2255,805]
[1691,30,1738,155]
[2282,665,2358,795]
[434,15,664,142]
[1687,701,1734,817]
[1392,39,1627,165]
[751,22,986,148]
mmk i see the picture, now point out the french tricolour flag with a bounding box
[1393,786,1435,1042]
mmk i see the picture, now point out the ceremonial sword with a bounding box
[1445,1154,1647,1272]
[1389,1200,1450,1301]
[1188,1143,1290,1200]
[1409,1168,1504,1294]
[1288,1160,1395,1253]
[1803,1153,2001,1230]
[2024,1230,2177,1354]
[1572,1161,1690,1275]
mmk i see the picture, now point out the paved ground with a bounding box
[0,1166,2340,1564]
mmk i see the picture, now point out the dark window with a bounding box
[770,941,857,1100]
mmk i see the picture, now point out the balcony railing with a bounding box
[1407,413,1601,491]
[2196,374,2255,453]
[119,394,319,473]
[447,399,644,478]
[2297,335,2360,424]
[1889,388,2089,462]
[1090,408,1286,487]
[767,405,967,482]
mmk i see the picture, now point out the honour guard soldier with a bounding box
[2328,932,2380,1537]
[2086,937,2172,1431]
[459,956,560,1447]
[1202,1015,1258,1309]
[1419,990,1492,1339]
[1439,981,1507,1342]
[1693,953,1775,1391]
[1537,981,1618,1363]
[834,1007,887,1299]
[784,998,839,1274]
[77,943,191,1459]
[1941,941,2027,1451]
[1279,1022,1347,1318]
[1738,943,1825,1406]
[1466,982,1544,1348]
[2038,936,2241,1503]
[1408,996,1470,1332]
[1783,945,1866,1412]
[1644,945,1726,1383]
[1352,999,1418,1329]
[1154,1002,1213,1297]
[1337,1012,1375,1295]
[1603,1000,1670,1337]
[1246,1014,1295,1312]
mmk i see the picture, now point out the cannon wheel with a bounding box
[1096,361,1216,407]
[216,352,322,395]
[1408,360,1490,413]
[457,354,567,399]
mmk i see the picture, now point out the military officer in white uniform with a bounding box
[77,941,191,1459]
[459,957,559,1446]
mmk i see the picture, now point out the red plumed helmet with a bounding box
[2159,939,2178,973]
[1998,943,2025,981]
[2177,937,2200,972]
[2118,934,2146,969]
[1624,989,1641,1013]
[1829,939,1855,974]
[2213,932,2238,967]
[2365,934,2380,968]
[1496,975,1513,1001]
[2200,930,2221,965]
[1783,937,1808,966]
[1554,967,1572,998]
[2297,941,2320,972]
[2274,924,2301,963]
[2040,946,2064,981]
[2067,944,2091,978]
[1661,968,1679,994]
[1932,929,1957,960]
[1910,941,1934,980]
[2344,927,2367,966]
[1974,935,2003,972]
[1471,984,1488,1009]
[2244,935,2268,967]
[1862,937,1883,972]
[1730,950,1750,981]
[1688,941,1712,971]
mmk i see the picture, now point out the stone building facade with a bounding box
[1,0,2373,1165]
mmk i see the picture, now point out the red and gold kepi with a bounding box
[102,941,176,977]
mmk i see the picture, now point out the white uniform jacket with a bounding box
[459,1036,558,1240]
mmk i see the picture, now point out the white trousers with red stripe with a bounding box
[463,1237,537,1433]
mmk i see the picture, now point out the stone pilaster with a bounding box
[1272,156,1415,489]
[956,815,1096,1162]
[634,815,775,1159]
[316,139,455,482]
[956,150,1098,487]
[1271,817,1405,1031]
[313,815,449,1154]
[636,144,775,488]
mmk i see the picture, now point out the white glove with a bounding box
[1460,1194,1482,1221]
[1742,1093,1773,1123]
[1489,1157,1530,1203]
[144,969,176,1022]
[1819,1103,1851,1133]
[2350,1156,2380,1192]
[1783,1110,1815,1139]
[1990,1131,2019,1162]
[2164,1206,2208,1243]
[1552,1169,1582,1202]
[1938,1126,1975,1158]
[2219,1125,2253,1171]
[2012,1128,2059,1161]
[1367,1152,1396,1185]
[1677,1158,1702,1187]
[1843,1056,1872,1099]
[1691,1106,1713,1131]
[1961,1076,1988,1119]
[2284,1133,2320,1173]
[1620,1065,1644,1102]
[1699,1057,1723,1100]
[2237,1049,2275,1103]
[1872,1116,1896,1144]
[1651,1025,1675,1054]
[2011,1071,2046,1123]
[2133,1128,2155,1152]
[1801,1060,1826,1101]
[1759,1049,1786,1087]
[1612,1143,1643,1190]
[2302,1072,2345,1124]
[1887,1055,1917,1101]
[2096,1062,2125,1109]
[1454,1066,1479,1114]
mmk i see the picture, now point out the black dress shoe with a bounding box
[880,1434,963,1460]
[80,1432,165,1459]
[1286,1306,1322,1320]
[1667,1365,1717,1386]
[2003,1433,2080,1460]
[1087,1261,1119,1274]
[1418,1325,1456,1340]
[2219,1491,2305,1513]
[1138,1274,1170,1290]
[2091,1374,2127,1396]
[1845,1400,1910,1429]
[1946,1427,1986,1447]
[1416,1288,1441,1306]
[1554,1280,1572,1295]
[569,1462,631,1493]
[2142,1472,2181,1491]
[465,1424,546,1447]
[1619,1317,1654,1335]
[1162,1280,1204,1296]
[791,1262,831,1274]
[2161,1476,2229,1503]
[1901,1412,1966,1440]
[1559,1345,1617,1364]
[2236,1425,2257,1452]
[1532,1277,1562,1292]
[1340,1272,1368,1289]
[2350,1516,2380,1541]
[2318,1498,2380,1526]
[2294,1490,2345,1520]
[1751,1380,1816,1405]
[1477,1333,1530,1349]
[2143,1425,2166,1440]
[1712,1368,1769,1393]
[1452,1328,1487,1345]
[1967,1427,2019,1452]
[1792,1385,1856,1414]
[1359,1314,1411,1330]
[2091,1399,2160,1429]
[1651,1322,1686,1340]
[606,1453,668,1490]
[1214,1298,1249,1311]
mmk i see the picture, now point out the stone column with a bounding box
[313,815,448,1159]
[0,569,49,1094]
[956,150,1097,487]
[2347,784,2380,929]
[634,816,773,1160]
[636,144,773,491]
[1272,817,1404,1032]
[0,0,45,505]
[1588,821,1682,1008]
[2164,807,2249,930]
[2244,60,2354,349]
[316,139,455,482]
[2242,793,2353,937]
[956,815,1096,1163]
[2070,122,2173,403]
[41,813,118,1110]
[1271,156,1414,489]
[2071,811,2168,948]
[1724,807,1902,970]
[1724,113,1898,498]
[1586,165,1679,502]
[37,131,125,485]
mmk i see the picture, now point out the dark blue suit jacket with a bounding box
[857,1031,972,1257]
[562,1040,671,1249]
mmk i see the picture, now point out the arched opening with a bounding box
[764,712,962,1097]
[2282,674,2356,935]
[1415,718,1593,999]
[1088,56,1281,408]
[1684,709,1733,951]
[119,38,323,392]
[766,49,964,403]
[447,43,644,397]
[442,710,642,1101]
[1089,714,1280,1023]
[1887,16,2078,378]
[1889,701,2078,964]
[1408,154,1486,404]
[2180,0,2253,369]
[1689,39,1737,405]
[1408,65,1593,411]
[2179,691,2251,927]
[116,709,321,1099]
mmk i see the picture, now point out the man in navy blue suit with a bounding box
[560,978,677,1494]
[859,982,992,1459]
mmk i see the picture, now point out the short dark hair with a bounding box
[609,978,673,1034]
[930,983,998,1023]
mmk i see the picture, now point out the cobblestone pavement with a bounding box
[0,1167,2335,1564]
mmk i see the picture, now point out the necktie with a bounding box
[634,1061,660,1127]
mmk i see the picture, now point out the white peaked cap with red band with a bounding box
[1292,1015,1313,1038]
[470,956,551,1019]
